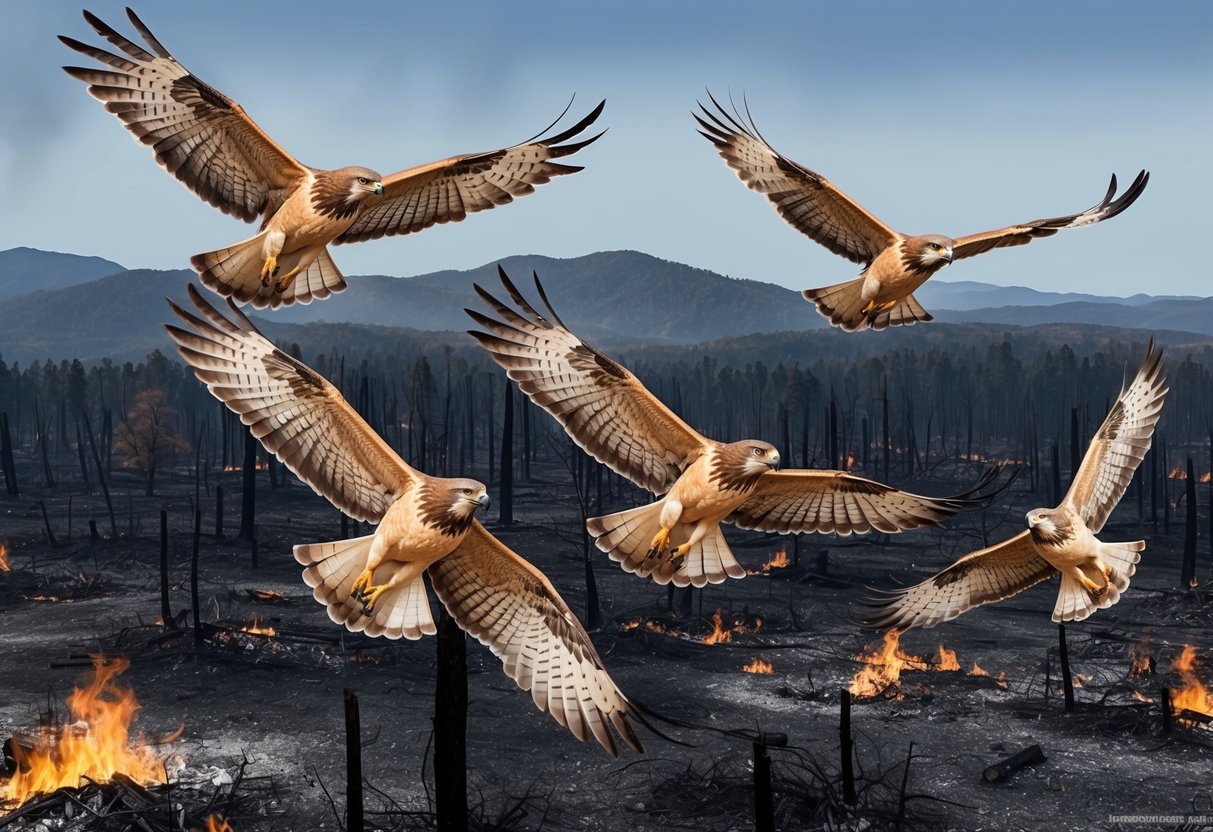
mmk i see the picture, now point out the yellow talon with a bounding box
[274,266,302,294]
[671,543,692,557]
[350,569,375,598]
[648,528,671,554]
[259,255,278,287]
[361,584,390,613]
[1080,574,1105,597]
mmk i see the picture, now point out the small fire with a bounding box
[845,452,858,471]
[1169,465,1187,480]
[222,461,269,472]
[1129,636,1154,676]
[936,644,960,671]
[22,595,62,603]
[194,817,236,832]
[849,630,928,700]
[969,661,988,677]
[995,672,1008,690]
[748,549,791,575]
[1202,472,1212,484]
[1172,645,1213,717]
[0,540,9,572]
[1,656,170,805]
[701,609,763,645]
[743,658,774,674]
[240,615,276,637]
[621,618,686,637]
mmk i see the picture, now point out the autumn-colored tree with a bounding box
[112,389,190,496]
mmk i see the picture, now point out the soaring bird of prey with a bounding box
[864,341,1166,629]
[164,286,639,756]
[61,9,604,310]
[467,267,1006,588]
[695,94,1149,332]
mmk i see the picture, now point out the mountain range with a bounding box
[0,246,1209,364]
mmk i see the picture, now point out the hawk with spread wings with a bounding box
[62,9,604,309]
[696,94,1149,332]
[865,341,1166,629]
[467,267,1006,588]
[164,285,639,756]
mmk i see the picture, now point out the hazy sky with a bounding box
[1,1,1210,296]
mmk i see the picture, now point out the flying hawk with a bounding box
[864,340,1167,629]
[61,9,604,309]
[164,285,639,756]
[467,267,1007,588]
[696,94,1149,332]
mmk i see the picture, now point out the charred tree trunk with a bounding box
[159,510,172,627]
[882,385,891,482]
[1182,457,1197,588]
[35,400,55,489]
[344,689,365,832]
[75,421,91,495]
[1069,407,1080,488]
[239,431,256,543]
[434,611,469,832]
[82,410,116,538]
[829,395,839,471]
[0,412,18,497]
[498,380,514,526]
[1050,443,1061,507]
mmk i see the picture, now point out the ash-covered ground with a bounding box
[2,458,1212,831]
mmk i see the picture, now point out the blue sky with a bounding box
[1,1,1210,296]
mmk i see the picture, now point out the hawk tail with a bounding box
[295,535,436,640]
[587,502,744,587]
[191,237,347,309]
[1051,545,1139,624]
[802,279,933,332]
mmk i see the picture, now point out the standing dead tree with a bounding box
[112,389,190,497]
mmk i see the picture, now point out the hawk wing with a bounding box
[164,284,416,523]
[727,466,1005,536]
[695,93,898,265]
[466,268,710,495]
[952,171,1149,261]
[427,522,641,756]
[1064,340,1167,533]
[60,9,308,223]
[862,531,1057,631]
[337,101,605,243]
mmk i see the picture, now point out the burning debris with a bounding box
[1172,645,1213,719]
[747,548,791,576]
[0,540,9,572]
[239,615,277,637]
[849,632,1007,699]
[1,655,174,806]
[742,658,774,674]
[702,609,763,645]
[1129,635,1154,676]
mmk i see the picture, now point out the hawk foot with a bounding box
[360,583,390,615]
[258,255,278,287]
[1081,574,1106,598]
[274,266,302,294]
[350,569,376,599]
[648,527,671,555]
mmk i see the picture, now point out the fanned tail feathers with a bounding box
[1051,542,1140,623]
[295,535,435,639]
[587,502,744,587]
[803,277,932,332]
[191,238,346,309]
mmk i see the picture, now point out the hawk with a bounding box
[61,9,604,309]
[696,94,1149,332]
[467,267,1007,588]
[164,285,639,756]
[864,340,1166,629]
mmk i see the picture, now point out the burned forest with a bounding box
[3,327,1213,830]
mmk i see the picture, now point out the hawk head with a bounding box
[1026,508,1072,546]
[422,477,490,536]
[313,166,385,219]
[712,440,780,491]
[904,235,955,272]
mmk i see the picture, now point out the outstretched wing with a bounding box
[61,9,308,222]
[165,284,417,523]
[337,101,605,243]
[952,171,1149,261]
[727,466,1006,536]
[428,522,641,756]
[862,531,1056,631]
[1064,340,1167,533]
[467,267,710,494]
[695,93,898,265]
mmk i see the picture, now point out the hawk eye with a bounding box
[461,488,472,496]
[753,448,763,456]
[357,177,368,185]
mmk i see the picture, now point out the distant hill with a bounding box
[1,246,1210,364]
[0,247,125,301]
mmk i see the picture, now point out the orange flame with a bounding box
[240,614,276,637]
[748,548,790,575]
[222,461,268,472]
[1172,645,1213,717]
[969,662,988,677]
[936,644,960,671]
[1129,635,1153,676]
[22,595,61,603]
[1202,472,1212,484]
[0,540,9,572]
[743,658,774,674]
[849,630,929,699]
[995,672,1008,690]
[195,817,235,832]
[621,618,686,637]
[1,656,170,805]
[1169,464,1187,480]
[701,609,762,645]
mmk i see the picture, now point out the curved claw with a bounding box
[274,266,302,294]
[259,255,278,287]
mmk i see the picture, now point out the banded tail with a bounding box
[191,235,347,309]
[803,277,933,332]
[1051,541,1142,623]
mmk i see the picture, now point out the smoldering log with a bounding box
[983,744,1045,783]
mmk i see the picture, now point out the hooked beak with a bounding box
[373,182,384,196]
[766,454,781,471]
[943,248,954,264]
[477,494,491,512]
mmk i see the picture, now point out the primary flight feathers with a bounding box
[696,92,1148,332]
[164,285,640,756]
[467,267,1008,587]
[865,340,1167,629]
[62,8,604,308]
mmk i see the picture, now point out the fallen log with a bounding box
[983,744,1045,783]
